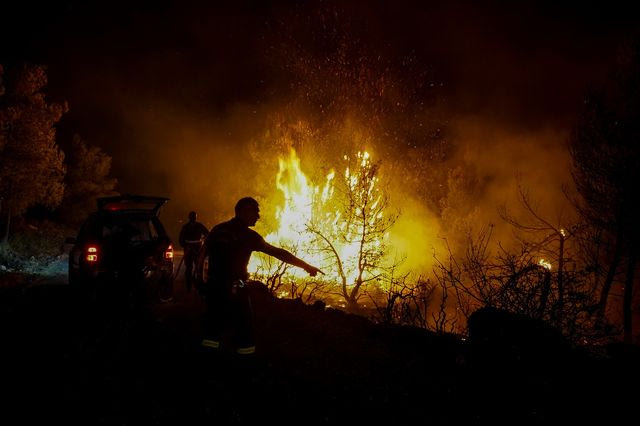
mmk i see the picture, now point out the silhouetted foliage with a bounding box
[59,134,117,225]
[569,41,640,343]
[467,306,570,370]
[0,64,66,241]
[498,181,583,327]
[429,221,600,343]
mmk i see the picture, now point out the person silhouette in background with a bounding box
[178,211,208,293]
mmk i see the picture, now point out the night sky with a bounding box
[2,0,639,236]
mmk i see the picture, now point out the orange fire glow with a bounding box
[249,149,389,286]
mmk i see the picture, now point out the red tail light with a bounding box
[164,244,174,260]
[86,246,99,262]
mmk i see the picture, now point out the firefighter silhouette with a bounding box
[198,197,323,356]
[178,211,208,293]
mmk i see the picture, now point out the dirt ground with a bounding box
[1,260,637,425]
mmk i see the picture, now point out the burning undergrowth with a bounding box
[19,3,610,340]
[244,120,444,319]
[250,148,396,305]
[238,112,600,340]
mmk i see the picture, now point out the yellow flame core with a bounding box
[272,150,314,244]
[249,149,386,286]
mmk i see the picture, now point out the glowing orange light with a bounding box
[249,149,386,285]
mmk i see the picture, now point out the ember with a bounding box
[538,259,552,270]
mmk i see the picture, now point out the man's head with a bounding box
[235,197,260,227]
[188,211,197,222]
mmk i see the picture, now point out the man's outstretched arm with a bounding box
[260,242,324,276]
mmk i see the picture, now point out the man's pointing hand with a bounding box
[305,265,324,277]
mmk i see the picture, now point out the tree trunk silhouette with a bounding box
[537,269,552,319]
[623,251,636,344]
[556,234,565,325]
[596,229,624,325]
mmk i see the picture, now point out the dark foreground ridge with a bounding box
[1,278,638,424]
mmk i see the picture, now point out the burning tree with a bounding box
[308,151,398,309]
[250,149,398,309]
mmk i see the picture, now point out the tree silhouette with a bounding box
[569,41,640,343]
[59,134,118,225]
[308,152,397,308]
[498,180,577,326]
[0,64,66,242]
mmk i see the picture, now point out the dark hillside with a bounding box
[1,278,637,424]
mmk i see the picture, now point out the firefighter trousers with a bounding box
[202,281,255,354]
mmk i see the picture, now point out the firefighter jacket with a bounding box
[204,217,268,285]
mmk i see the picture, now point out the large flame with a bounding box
[249,148,387,285]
